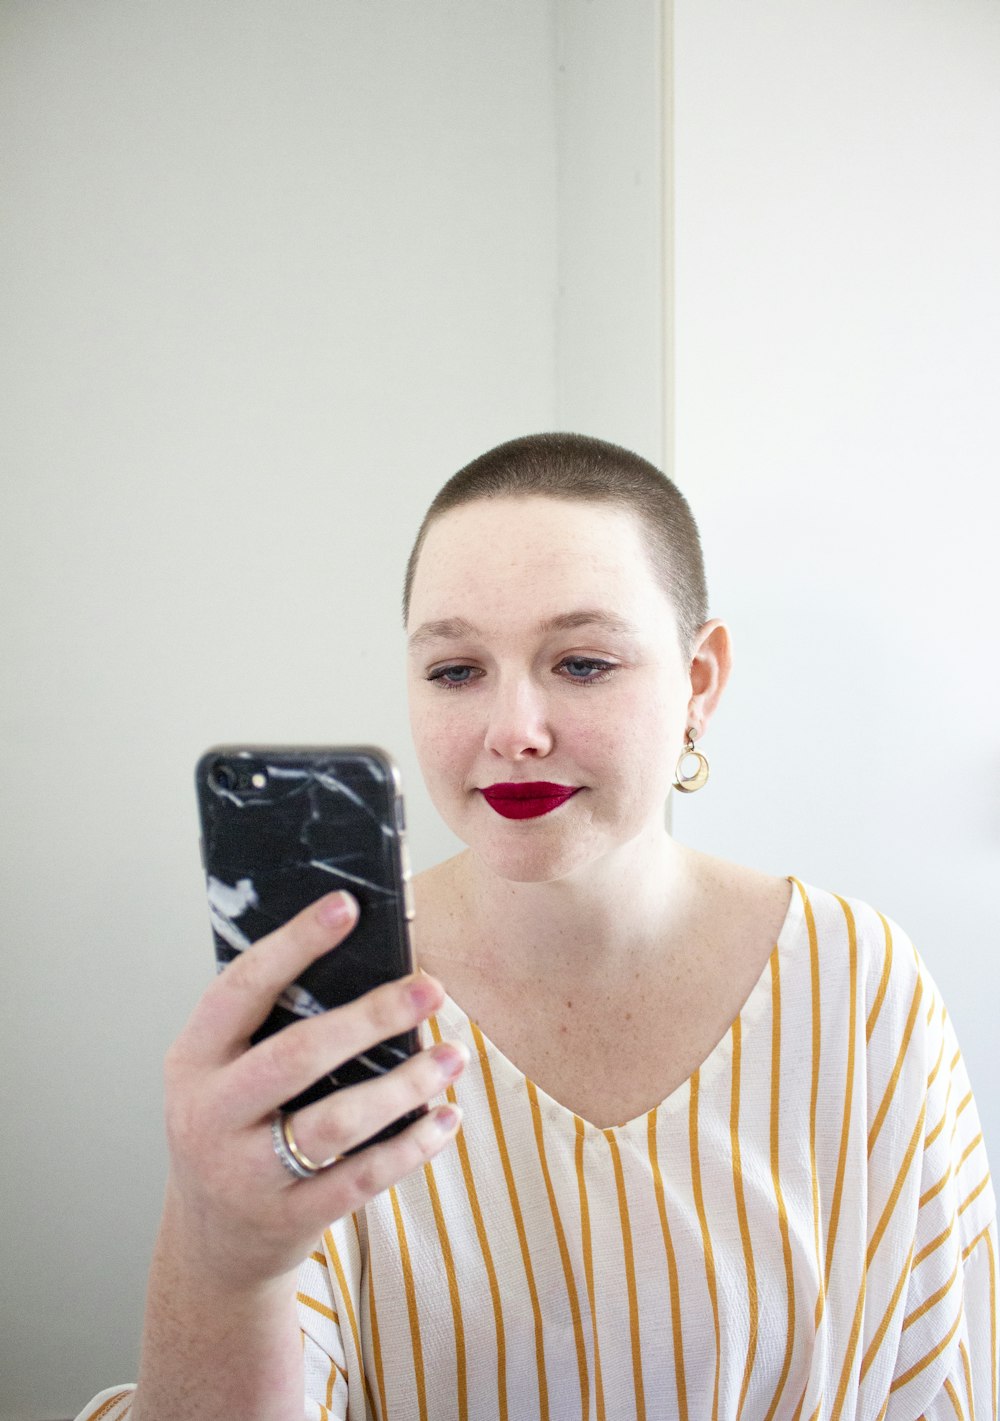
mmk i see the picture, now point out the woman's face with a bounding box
[406,496,722,884]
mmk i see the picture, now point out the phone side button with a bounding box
[394,798,406,832]
[403,878,415,921]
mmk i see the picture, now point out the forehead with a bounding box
[408,496,670,628]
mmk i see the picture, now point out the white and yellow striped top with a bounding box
[78,879,997,1421]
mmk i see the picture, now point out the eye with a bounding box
[426,664,482,689]
[556,657,617,683]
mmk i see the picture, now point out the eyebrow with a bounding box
[407,609,639,651]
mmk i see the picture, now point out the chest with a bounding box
[335,1022,864,1421]
[433,966,760,1129]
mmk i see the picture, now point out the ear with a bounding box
[686,619,732,735]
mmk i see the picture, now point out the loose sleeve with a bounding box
[912,1219,998,1420]
[885,964,997,1420]
[297,1246,351,1420]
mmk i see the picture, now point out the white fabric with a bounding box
[76,880,998,1420]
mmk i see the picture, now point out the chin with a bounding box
[461,814,606,885]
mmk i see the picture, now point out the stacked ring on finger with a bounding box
[271,1111,340,1180]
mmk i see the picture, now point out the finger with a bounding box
[182,892,359,1065]
[286,1103,464,1218]
[284,1038,469,1166]
[228,971,445,1121]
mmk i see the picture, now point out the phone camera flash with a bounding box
[251,772,267,789]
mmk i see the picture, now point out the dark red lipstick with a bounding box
[480,781,580,819]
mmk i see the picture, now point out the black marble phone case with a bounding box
[195,745,422,1134]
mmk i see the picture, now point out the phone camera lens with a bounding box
[210,761,236,793]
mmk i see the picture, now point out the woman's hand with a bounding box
[159,889,466,1292]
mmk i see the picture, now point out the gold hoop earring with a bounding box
[673,728,710,794]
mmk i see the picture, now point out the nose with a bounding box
[482,674,554,761]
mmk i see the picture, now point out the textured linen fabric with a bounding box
[75,879,997,1421]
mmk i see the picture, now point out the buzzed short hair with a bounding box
[403,432,709,656]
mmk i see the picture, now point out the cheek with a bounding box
[565,683,680,755]
[409,699,473,777]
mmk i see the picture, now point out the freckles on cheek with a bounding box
[418,723,467,776]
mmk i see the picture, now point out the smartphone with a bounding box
[194,745,422,1141]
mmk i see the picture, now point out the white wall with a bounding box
[0,2,662,1415]
[555,0,665,456]
[672,0,1000,1155]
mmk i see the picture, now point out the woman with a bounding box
[79,434,996,1420]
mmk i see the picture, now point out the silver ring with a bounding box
[271,1112,340,1180]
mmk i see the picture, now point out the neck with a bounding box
[423,824,701,987]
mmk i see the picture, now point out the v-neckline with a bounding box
[433,875,806,1135]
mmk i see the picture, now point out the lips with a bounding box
[480,781,580,820]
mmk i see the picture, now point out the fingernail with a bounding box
[408,975,440,1011]
[433,1104,461,1135]
[431,1041,468,1081]
[318,892,356,927]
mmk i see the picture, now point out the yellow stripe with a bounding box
[890,1302,963,1391]
[577,1115,607,1421]
[471,1019,548,1420]
[958,1174,992,1218]
[868,1101,927,1268]
[860,1243,914,1381]
[955,1090,974,1128]
[690,1069,722,1421]
[958,1132,985,1174]
[648,1107,686,1421]
[87,1393,135,1421]
[527,1081,588,1420]
[427,1013,508,1421]
[959,1338,976,1421]
[834,1103,927,1415]
[310,1249,331,1268]
[831,1271,868,1421]
[797,880,827,1335]
[868,974,923,1157]
[926,1077,955,1150]
[945,1377,966,1419]
[326,1354,347,1408]
[297,1291,339,1325]
[324,1226,377,1421]
[921,1162,954,1210]
[965,1225,995,1263]
[826,896,860,1291]
[865,911,894,1043]
[423,1156,468,1421]
[389,1185,428,1421]
[915,1214,956,1269]
[605,1127,647,1421]
[729,1015,758,1421]
[358,1213,388,1421]
[927,1035,946,1091]
[873,1398,890,1421]
[903,1253,960,1331]
[762,951,797,1421]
